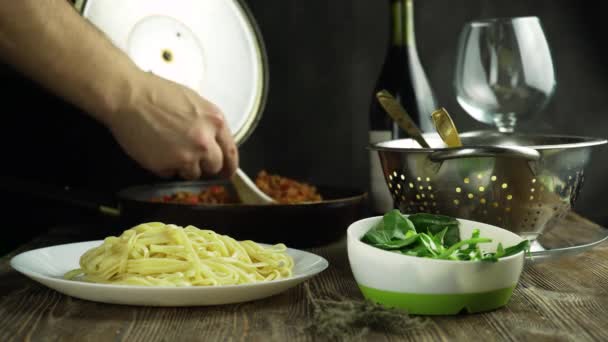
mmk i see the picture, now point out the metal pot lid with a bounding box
[75,0,268,146]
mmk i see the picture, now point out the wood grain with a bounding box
[1,212,607,342]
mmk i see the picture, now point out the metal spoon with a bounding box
[230,168,276,205]
[375,90,431,148]
[431,107,463,147]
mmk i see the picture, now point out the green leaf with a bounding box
[408,213,461,246]
[460,229,481,254]
[361,229,392,246]
[362,211,531,263]
[480,254,499,262]
[361,210,416,249]
[372,231,419,250]
[494,243,505,258]
[383,209,416,238]
[433,227,449,246]
[479,240,530,262]
[502,240,531,257]
[418,234,443,257]
[401,244,432,257]
[437,237,493,260]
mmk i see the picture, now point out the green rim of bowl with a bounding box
[358,284,516,315]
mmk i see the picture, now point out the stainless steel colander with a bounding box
[371,131,607,239]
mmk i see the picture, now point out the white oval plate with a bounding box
[10,241,328,306]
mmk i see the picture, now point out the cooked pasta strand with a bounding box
[64,223,294,286]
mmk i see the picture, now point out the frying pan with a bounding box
[1,178,368,248]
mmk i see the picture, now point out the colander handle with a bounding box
[429,146,541,162]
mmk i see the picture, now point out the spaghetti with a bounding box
[64,222,294,286]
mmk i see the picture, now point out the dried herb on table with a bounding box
[303,283,427,340]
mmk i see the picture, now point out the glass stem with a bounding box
[494,113,516,133]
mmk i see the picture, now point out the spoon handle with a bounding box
[431,107,463,147]
[230,168,276,205]
[376,90,431,148]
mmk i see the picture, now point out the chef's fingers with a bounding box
[157,168,177,179]
[196,128,224,176]
[178,162,202,180]
[215,123,239,178]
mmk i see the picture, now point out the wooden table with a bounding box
[1,213,608,341]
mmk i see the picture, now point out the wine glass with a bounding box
[453,16,556,133]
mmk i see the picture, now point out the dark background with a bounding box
[1,0,607,254]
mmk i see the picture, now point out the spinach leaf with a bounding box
[408,213,461,247]
[479,240,530,262]
[383,209,416,238]
[361,229,394,246]
[436,237,492,260]
[371,231,419,250]
[360,210,531,262]
[502,240,531,258]
[418,234,445,257]
[479,254,499,262]
[434,227,449,246]
[494,243,506,258]
[399,243,432,258]
[459,229,481,255]
[361,209,416,249]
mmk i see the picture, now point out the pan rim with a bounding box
[116,181,368,208]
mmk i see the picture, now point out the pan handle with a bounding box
[0,177,120,217]
[429,145,541,162]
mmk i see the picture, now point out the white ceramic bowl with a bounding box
[347,215,525,315]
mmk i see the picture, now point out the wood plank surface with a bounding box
[1,212,607,342]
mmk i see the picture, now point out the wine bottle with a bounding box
[368,0,437,214]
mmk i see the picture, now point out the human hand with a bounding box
[105,71,239,180]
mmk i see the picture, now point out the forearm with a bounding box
[0,0,140,125]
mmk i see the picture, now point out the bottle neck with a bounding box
[390,0,414,47]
